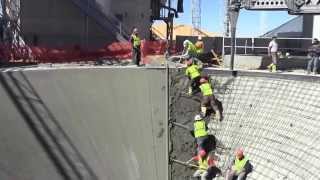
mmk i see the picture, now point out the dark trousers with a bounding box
[132,47,141,65]
[307,56,319,74]
[190,76,201,94]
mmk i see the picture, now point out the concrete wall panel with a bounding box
[0,67,168,180]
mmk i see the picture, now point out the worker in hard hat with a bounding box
[225,148,253,180]
[185,58,201,95]
[193,114,208,153]
[186,149,221,180]
[130,27,142,66]
[199,76,223,121]
[181,39,197,59]
[195,36,204,54]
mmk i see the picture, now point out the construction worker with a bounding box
[185,58,201,95]
[130,28,141,66]
[194,114,208,153]
[195,36,204,54]
[267,36,278,72]
[199,77,223,121]
[186,149,221,180]
[307,38,320,75]
[225,148,252,180]
[181,39,197,59]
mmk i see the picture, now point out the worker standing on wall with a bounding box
[225,148,253,180]
[195,36,205,54]
[186,149,221,180]
[307,38,320,75]
[130,28,141,66]
[193,114,208,153]
[267,36,279,72]
[199,77,223,121]
[185,58,201,95]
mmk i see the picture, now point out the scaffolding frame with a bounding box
[191,0,201,35]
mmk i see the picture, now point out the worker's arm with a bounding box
[243,160,253,173]
[186,156,198,164]
[207,157,216,167]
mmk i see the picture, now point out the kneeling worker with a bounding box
[225,148,252,180]
[199,77,223,121]
[187,149,221,180]
[185,59,201,95]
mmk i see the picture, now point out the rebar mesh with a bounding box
[170,69,320,180]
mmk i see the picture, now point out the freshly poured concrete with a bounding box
[0,67,168,180]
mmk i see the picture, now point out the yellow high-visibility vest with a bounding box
[188,43,197,56]
[234,157,249,174]
[185,64,200,79]
[132,35,141,48]
[198,156,209,171]
[200,83,213,96]
[194,120,208,138]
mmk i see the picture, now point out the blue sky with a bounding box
[173,0,296,37]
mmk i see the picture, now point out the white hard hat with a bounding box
[194,114,202,121]
[183,40,190,47]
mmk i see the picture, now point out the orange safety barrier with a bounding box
[0,40,176,65]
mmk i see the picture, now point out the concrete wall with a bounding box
[21,0,151,48]
[110,0,152,39]
[0,67,168,180]
[21,0,113,48]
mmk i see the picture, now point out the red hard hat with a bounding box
[235,148,244,157]
[200,77,207,84]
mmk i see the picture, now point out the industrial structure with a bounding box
[2,1,320,180]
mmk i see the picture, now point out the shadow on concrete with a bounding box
[0,71,98,180]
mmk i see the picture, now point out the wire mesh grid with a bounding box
[209,73,320,180]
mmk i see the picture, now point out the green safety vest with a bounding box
[187,43,197,56]
[198,156,209,171]
[194,120,208,138]
[196,47,204,54]
[200,83,213,96]
[234,157,249,174]
[132,35,141,48]
[185,65,200,79]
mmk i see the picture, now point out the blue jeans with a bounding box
[307,56,319,74]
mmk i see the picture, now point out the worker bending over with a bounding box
[185,59,201,95]
[187,149,221,180]
[194,114,208,153]
[225,148,252,180]
[199,77,223,121]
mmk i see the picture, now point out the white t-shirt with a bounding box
[268,40,278,53]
